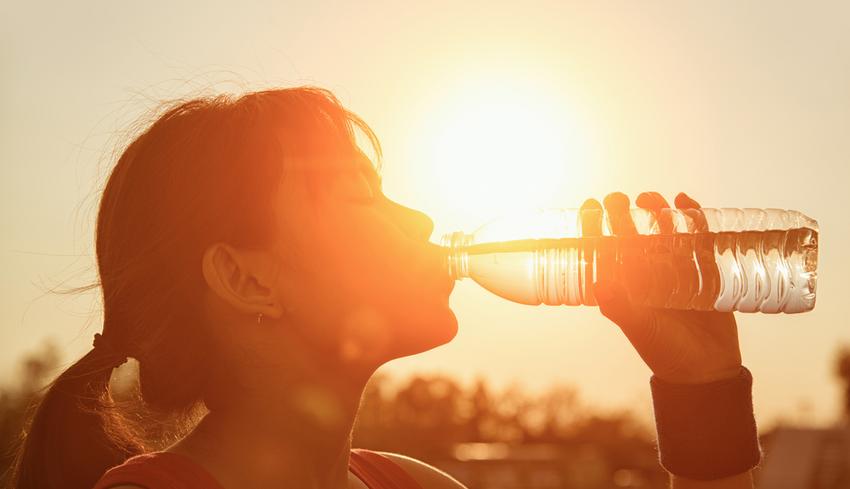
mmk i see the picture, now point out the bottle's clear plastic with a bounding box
[441,208,819,313]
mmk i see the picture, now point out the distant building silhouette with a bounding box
[756,426,850,489]
[433,442,667,489]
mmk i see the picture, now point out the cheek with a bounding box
[292,209,455,360]
[316,211,404,293]
[326,215,443,301]
[279,221,393,352]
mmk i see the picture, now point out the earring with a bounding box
[257,312,264,325]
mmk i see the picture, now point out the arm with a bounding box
[585,192,758,489]
[672,472,754,489]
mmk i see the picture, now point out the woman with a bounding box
[10,87,761,489]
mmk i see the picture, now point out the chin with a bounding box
[391,306,458,359]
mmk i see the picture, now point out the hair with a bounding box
[8,87,382,489]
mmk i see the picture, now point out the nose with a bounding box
[387,200,434,242]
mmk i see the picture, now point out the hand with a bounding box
[581,192,743,385]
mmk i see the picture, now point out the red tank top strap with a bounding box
[92,452,226,489]
[93,449,422,489]
[349,449,424,489]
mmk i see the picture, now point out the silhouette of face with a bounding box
[268,151,457,369]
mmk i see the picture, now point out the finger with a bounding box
[580,198,603,237]
[579,198,604,305]
[636,191,673,234]
[602,192,637,236]
[674,192,708,233]
[674,192,701,209]
[634,192,674,306]
[635,191,670,213]
[602,192,648,305]
[674,193,715,308]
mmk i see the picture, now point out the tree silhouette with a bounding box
[465,378,492,442]
[0,341,62,484]
[836,344,850,421]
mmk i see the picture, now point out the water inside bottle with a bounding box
[459,228,817,313]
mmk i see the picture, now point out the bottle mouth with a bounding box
[441,232,472,280]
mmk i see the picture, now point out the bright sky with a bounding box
[2,1,849,427]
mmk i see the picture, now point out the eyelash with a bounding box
[346,165,382,204]
[366,176,382,197]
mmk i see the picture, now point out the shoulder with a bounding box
[375,451,467,489]
[91,451,222,489]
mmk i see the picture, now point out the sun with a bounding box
[410,77,590,222]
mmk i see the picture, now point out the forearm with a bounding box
[670,471,753,489]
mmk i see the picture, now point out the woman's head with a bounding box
[11,86,456,489]
[104,87,457,405]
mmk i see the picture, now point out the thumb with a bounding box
[593,280,643,330]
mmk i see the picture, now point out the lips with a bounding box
[446,276,455,294]
[407,240,454,297]
[434,254,455,296]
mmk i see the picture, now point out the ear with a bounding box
[201,243,285,320]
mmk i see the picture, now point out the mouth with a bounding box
[413,241,455,298]
[430,266,455,299]
[438,254,455,296]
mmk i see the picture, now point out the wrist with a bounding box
[671,471,754,489]
[656,364,744,385]
[650,366,761,480]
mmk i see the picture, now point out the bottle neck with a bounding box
[441,231,471,280]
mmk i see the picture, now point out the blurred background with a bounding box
[2,1,849,487]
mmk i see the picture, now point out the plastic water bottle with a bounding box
[441,208,819,313]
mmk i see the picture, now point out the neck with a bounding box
[171,359,374,489]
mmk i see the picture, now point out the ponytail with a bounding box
[8,346,144,489]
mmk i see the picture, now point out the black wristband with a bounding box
[650,366,761,480]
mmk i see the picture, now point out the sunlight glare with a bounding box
[413,78,590,222]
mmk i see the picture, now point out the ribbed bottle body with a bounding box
[442,208,818,313]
